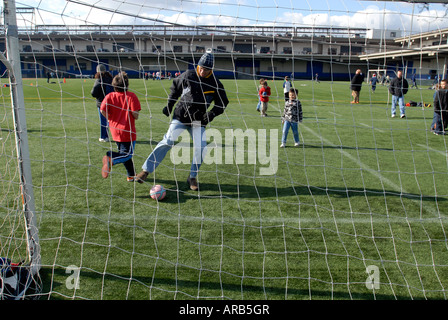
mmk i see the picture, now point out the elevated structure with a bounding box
[2,24,403,80]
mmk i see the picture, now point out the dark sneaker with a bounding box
[187,176,198,191]
[135,170,149,184]
[102,155,111,178]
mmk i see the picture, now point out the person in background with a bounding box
[370,73,378,93]
[389,70,409,119]
[431,79,448,135]
[281,88,303,148]
[259,80,271,117]
[350,69,365,104]
[283,76,292,101]
[91,64,113,142]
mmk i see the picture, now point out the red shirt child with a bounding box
[101,85,141,142]
[100,72,141,180]
[258,81,271,117]
[259,82,271,103]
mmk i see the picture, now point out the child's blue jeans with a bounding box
[281,121,299,144]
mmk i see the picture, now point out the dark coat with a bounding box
[91,73,113,108]
[351,73,365,91]
[434,89,448,113]
[166,68,229,125]
[389,77,409,97]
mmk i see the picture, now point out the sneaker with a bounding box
[187,176,198,191]
[400,114,406,119]
[294,142,300,147]
[135,170,149,184]
[127,176,136,182]
[391,114,396,118]
[99,137,109,142]
[280,143,285,148]
[102,155,111,178]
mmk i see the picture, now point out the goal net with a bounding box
[2,0,448,301]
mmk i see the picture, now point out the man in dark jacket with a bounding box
[389,70,409,118]
[350,69,364,104]
[91,64,113,142]
[431,79,448,135]
[136,51,229,190]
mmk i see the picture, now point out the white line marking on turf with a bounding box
[417,144,448,156]
[329,112,342,117]
[145,214,448,225]
[359,122,385,133]
[301,124,442,218]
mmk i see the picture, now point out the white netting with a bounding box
[1,0,448,300]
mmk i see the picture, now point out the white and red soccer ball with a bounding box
[150,185,166,200]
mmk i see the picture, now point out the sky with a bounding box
[15,0,448,35]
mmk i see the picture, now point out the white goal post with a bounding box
[1,0,40,275]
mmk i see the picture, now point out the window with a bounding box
[302,47,312,54]
[196,46,205,53]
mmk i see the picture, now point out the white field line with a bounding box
[359,122,385,133]
[416,144,448,157]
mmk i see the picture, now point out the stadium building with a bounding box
[1,24,408,81]
[360,27,448,83]
[6,24,448,82]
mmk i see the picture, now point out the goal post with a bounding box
[367,69,388,84]
[1,0,40,278]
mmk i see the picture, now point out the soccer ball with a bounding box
[149,185,166,200]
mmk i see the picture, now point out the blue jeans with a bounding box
[142,119,206,178]
[391,95,405,116]
[281,121,299,144]
[98,108,109,140]
[431,112,448,134]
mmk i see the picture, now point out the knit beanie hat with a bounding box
[198,52,214,69]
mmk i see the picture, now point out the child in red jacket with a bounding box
[259,81,271,117]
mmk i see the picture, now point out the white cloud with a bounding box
[281,5,448,34]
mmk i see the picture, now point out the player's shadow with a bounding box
[302,143,395,152]
[44,267,413,300]
[137,178,446,205]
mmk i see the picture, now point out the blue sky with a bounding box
[17,0,448,34]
